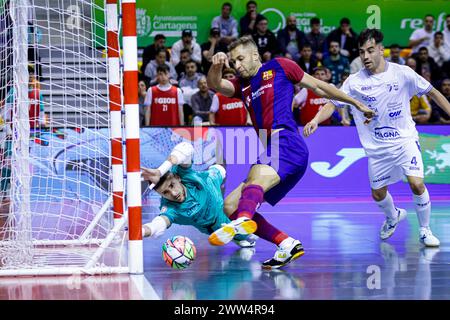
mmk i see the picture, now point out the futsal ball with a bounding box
[162,236,197,269]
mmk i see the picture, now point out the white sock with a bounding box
[279,237,295,249]
[375,192,398,220]
[413,189,431,228]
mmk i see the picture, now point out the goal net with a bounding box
[0,0,142,276]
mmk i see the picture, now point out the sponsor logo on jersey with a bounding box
[222,101,244,110]
[374,126,401,140]
[372,175,391,183]
[361,86,372,91]
[386,82,399,92]
[252,83,273,99]
[262,70,273,80]
[389,110,402,118]
[154,97,176,104]
[362,95,376,102]
[409,166,420,171]
[308,97,328,105]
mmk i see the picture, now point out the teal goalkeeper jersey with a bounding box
[159,165,230,235]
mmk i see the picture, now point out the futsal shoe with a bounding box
[233,234,258,248]
[380,208,407,240]
[419,227,440,247]
[262,239,304,270]
[208,217,257,246]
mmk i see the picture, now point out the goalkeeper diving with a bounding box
[141,142,257,248]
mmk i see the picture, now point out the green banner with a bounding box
[420,133,450,184]
[133,0,449,47]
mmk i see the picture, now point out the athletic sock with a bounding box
[413,188,431,228]
[252,212,288,245]
[375,191,398,220]
[235,184,265,219]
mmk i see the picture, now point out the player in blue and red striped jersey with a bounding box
[207,36,375,269]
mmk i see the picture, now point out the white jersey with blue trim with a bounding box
[331,61,432,157]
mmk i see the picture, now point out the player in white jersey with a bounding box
[303,29,450,247]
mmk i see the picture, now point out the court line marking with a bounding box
[130,274,160,300]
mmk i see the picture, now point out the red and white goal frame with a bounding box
[0,0,143,276]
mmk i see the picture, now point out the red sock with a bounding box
[236,184,264,219]
[252,212,288,245]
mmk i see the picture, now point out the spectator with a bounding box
[444,14,450,49]
[140,34,170,75]
[179,60,204,107]
[209,68,248,126]
[170,29,202,66]
[211,2,238,46]
[410,94,432,124]
[252,16,278,62]
[276,15,308,62]
[416,46,442,85]
[143,48,177,86]
[326,17,359,61]
[28,68,46,130]
[430,78,450,123]
[201,27,228,75]
[143,64,184,126]
[350,56,363,74]
[386,44,405,65]
[175,48,202,79]
[138,80,148,127]
[191,77,214,125]
[306,17,326,62]
[297,44,318,75]
[239,1,265,36]
[427,32,450,70]
[408,14,435,55]
[293,66,346,126]
[323,41,350,85]
[405,56,418,72]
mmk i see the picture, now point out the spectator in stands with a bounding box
[326,17,359,61]
[431,78,450,124]
[306,17,326,62]
[138,80,148,127]
[140,34,170,75]
[410,94,432,124]
[201,27,228,75]
[252,16,278,62]
[143,48,177,86]
[444,14,450,49]
[179,60,204,108]
[239,1,265,36]
[416,46,442,85]
[191,77,214,125]
[277,15,308,62]
[293,66,346,126]
[386,44,405,65]
[408,14,435,55]
[170,29,202,67]
[427,32,450,72]
[144,64,184,126]
[209,68,248,126]
[211,2,238,46]
[323,41,350,85]
[175,48,202,80]
[297,44,318,75]
[405,56,418,72]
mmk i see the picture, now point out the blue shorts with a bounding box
[256,129,309,206]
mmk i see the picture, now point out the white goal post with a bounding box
[0,0,143,276]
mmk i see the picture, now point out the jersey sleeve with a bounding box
[210,94,219,113]
[275,57,305,84]
[403,66,433,98]
[229,77,243,99]
[159,204,177,225]
[143,87,152,106]
[293,88,307,107]
[177,87,185,105]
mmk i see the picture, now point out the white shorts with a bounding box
[368,139,424,190]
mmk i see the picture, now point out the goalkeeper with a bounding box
[141,142,257,248]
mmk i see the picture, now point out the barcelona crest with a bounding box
[262,70,273,80]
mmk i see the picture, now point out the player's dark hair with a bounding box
[229,35,258,52]
[310,17,320,26]
[390,43,400,50]
[155,48,167,56]
[301,44,312,50]
[418,46,428,52]
[156,64,170,74]
[340,17,350,25]
[246,1,257,8]
[434,31,443,37]
[153,172,175,191]
[154,34,165,41]
[358,28,384,47]
[223,2,232,10]
[180,48,191,55]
